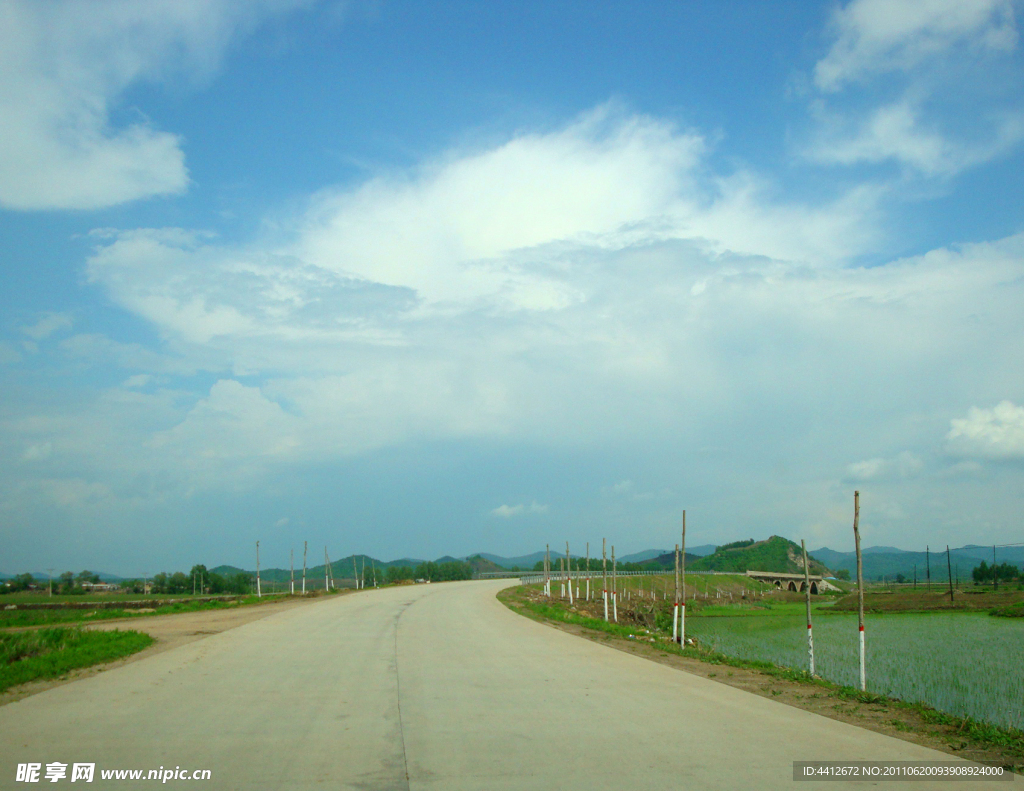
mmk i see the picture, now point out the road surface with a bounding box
[0,580,1010,789]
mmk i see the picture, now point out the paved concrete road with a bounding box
[0,581,1012,790]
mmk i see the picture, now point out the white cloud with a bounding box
[491,502,548,518]
[22,442,53,461]
[20,312,73,340]
[0,0,312,210]
[947,401,1024,459]
[814,0,1017,92]
[804,0,1023,178]
[845,451,923,481]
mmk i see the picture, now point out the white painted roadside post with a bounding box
[672,542,680,643]
[680,510,686,646]
[559,558,565,599]
[256,541,262,598]
[602,539,608,622]
[802,539,815,676]
[325,548,330,591]
[302,541,307,594]
[566,542,574,605]
[544,544,551,598]
[853,490,865,691]
[290,549,295,595]
[611,545,618,623]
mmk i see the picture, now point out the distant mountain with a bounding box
[473,551,548,569]
[687,544,718,557]
[810,546,1023,581]
[690,536,830,575]
[466,555,504,574]
[620,549,670,563]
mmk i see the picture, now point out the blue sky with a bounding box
[2,0,1024,575]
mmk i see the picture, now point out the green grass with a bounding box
[0,628,154,692]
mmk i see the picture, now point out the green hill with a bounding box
[689,536,829,575]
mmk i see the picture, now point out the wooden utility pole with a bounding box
[302,541,307,594]
[353,556,359,589]
[586,542,590,601]
[566,542,573,604]
[926,545,930,590]
[946,545,954,602]
[994,545,998,591]
[802,539,815,676]
[256,541,262,598]
[602,538,608,622]
[853,491,864,691]
[680,510,687,645]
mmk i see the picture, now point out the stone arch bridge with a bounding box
[745,570,838,594]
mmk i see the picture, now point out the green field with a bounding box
[1,628,154,692]
[688,610,1024,730]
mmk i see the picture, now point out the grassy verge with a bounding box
[0,593,298,629]
[1,628,154,693]
[500,585,1024,770]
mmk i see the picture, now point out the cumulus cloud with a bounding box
[805,0,1023,177]
[20,312,73,341]
[814,0,1017,92]
[947,401,1024,459]
[0,0,312,210]
[491,502,548,518]
[845,451,923,481]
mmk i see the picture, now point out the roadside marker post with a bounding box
[256,541,262,598]
[302,541,307,594]
[802,538,815,676]
[673,542,680,643]
[680,510,686,646]
[611,546,618,623]
[290,549,295,595]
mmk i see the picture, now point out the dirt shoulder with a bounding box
[0,592,348,707]
[499,586,1024,772]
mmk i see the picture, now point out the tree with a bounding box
[834,569,850,581]
[59,571,75,592]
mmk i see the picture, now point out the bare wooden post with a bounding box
[612,545,618,622]
[926,545,930,590]
[290,549,294,595]
[353,556,359,589]
[673,542,680,643]
[586,541,590,601]
[602,538,608,622]
[853,490,865,691]
[946,545,954,602]
[256,541,262,598]
[680,510,686,645]
[302,541,307,594]
[566,542,573,604]
[802,539,815,676]
[544,544,550,598]
[993,545,998,591]
[325,547,330,591]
